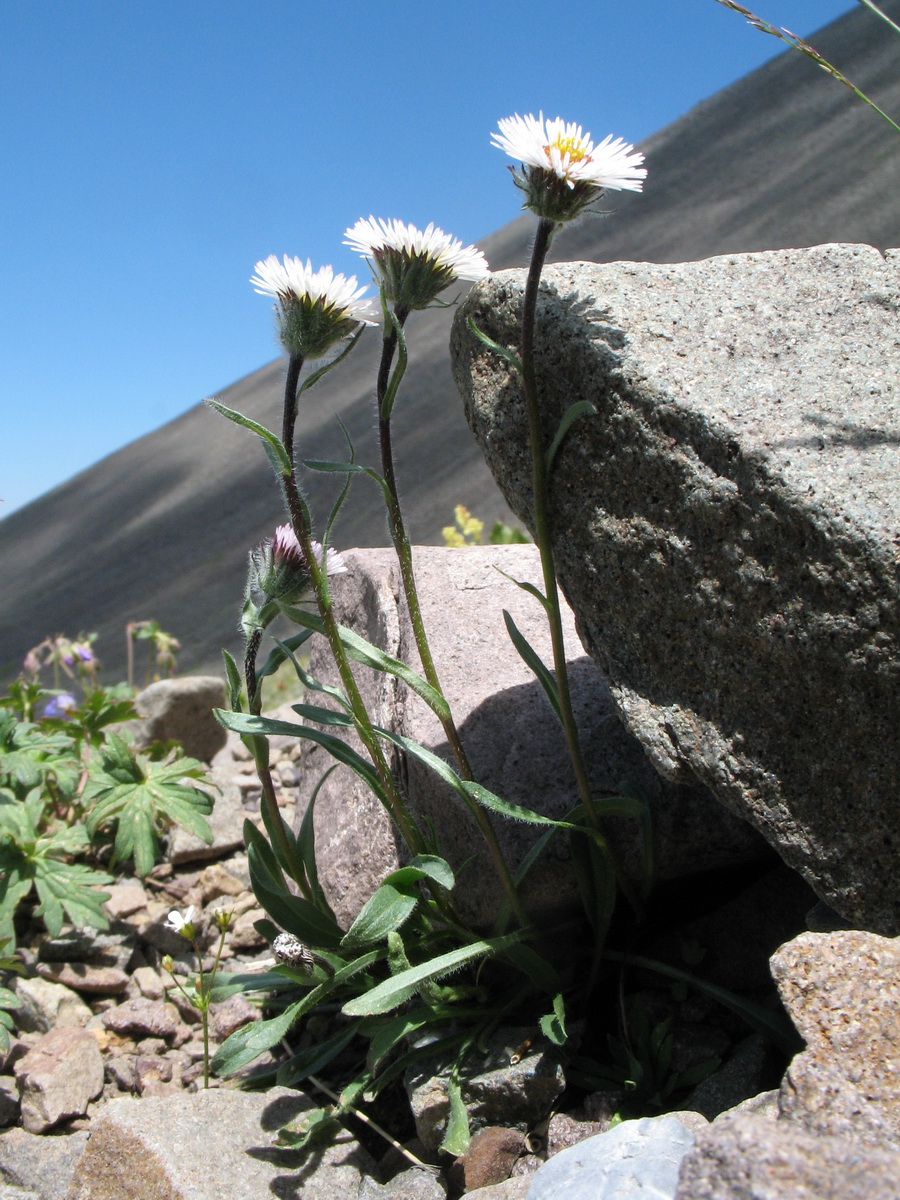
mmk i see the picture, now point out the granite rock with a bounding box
[770,930,900,1148]
[674,1112,900,1199]
[132,675,227,762]
[453,246,900,933]
[526,1115,695,1199]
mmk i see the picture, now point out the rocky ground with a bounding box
[2,697,898,1199]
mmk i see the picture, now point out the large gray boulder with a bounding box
[452,245,900,934]
[292,546,764,928]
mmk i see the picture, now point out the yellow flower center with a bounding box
[546,134,590,164]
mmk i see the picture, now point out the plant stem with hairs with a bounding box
[275,352,426,858]
[519,218,633,907]
[376,304,529,928]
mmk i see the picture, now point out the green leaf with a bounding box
[217,712,386,801]
[539,993,567,1045]
[546,401,596,472]
[245,822,343,947]
[380,303,409,421]
[84,737,212,877]
[342,933,522,1017]
[468,316,523,374]
[340,878,418,950]
[32,857,112,939]
[503,610,562,723]
[282,610,451,725]
[441,1071,470,1156]
[221,650,244,712]
[203,398,291,474]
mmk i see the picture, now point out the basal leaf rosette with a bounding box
[492,112,647,224]
[344,217,489,311]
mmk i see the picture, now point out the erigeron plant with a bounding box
[201,113,655,1152]
[203,115,799,1148]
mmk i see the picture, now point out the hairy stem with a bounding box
[377,311,528,928]
[280,354,426,857]
[519,219,636,918]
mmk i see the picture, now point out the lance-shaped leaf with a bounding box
[280,609,450,724]
[502,610,561,723]
[217,712,385,800]
[340,858,453,951]
[342,933,522,1017]
[203,398,291,474]
[546,401,596,472]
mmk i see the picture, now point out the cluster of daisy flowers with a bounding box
[250,113,644,354]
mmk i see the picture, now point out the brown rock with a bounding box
[210,993,259,1041]
[675,1112,900,1199]
[102,883,149,919]
[13,1027,104,1133]
[455,1126,526,1192]
[37,961,130,994]
[101,998,185,1043]
[771,930,900,1150]
[133,675,227,762]
[198,862,246,903]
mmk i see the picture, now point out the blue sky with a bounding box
[1,0,854,518]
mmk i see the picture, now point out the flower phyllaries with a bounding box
[344,217,489,312]
[492,112,647,224]
[251,523,347,605]
[250,255,376,359]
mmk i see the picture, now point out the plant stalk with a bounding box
[279,354,426,858]
[376,313,528,928]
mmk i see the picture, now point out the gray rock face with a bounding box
[525,1115,695,1199]
[293,546,764,928]
[770,930,900,1149]
[65,1087,377,1200]
[674,1112,900,1199]
[133,675,227,762]
[452,246,900,933]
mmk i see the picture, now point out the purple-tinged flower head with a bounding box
[344,218,489,311]
[251,524,347,605]
[75,645,94,663]
[250,255,376,359]
[42,693,77,720]
[492,113,646,224]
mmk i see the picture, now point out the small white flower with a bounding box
[345,218,489,284]
[250,256,376,323]
[492,113,646,193]
[165,906,195,935]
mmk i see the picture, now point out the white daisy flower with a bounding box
[251,255,375,358]
[492,113,646,224]
[492,113,646,193]
[344,217,489,310]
